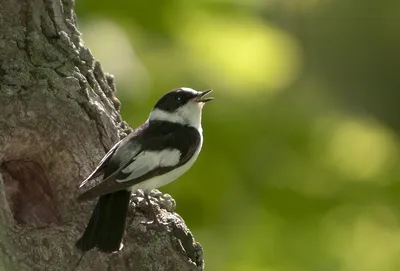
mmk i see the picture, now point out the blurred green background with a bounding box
[76,0,400,270]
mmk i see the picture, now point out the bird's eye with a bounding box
[176,96,182,103]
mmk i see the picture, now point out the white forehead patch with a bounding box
[180,87,198,94]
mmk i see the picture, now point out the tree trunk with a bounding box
[0,0,204,270]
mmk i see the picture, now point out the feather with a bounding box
[75,190,131,253]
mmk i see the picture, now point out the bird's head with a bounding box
[149,88,213,128]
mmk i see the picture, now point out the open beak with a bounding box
[196,89,214,103]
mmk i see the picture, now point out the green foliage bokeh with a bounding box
[76,0,400,270]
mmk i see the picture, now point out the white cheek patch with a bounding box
[117,149,181,182]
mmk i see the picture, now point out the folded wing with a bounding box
[77,125,200,201]
[77,146,181,201]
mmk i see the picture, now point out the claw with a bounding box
[140,219,171,228]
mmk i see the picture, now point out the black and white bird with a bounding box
[75,87,213,253]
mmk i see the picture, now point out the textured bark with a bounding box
[0,0,204,270]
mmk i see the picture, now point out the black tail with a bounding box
[75,190,131,253]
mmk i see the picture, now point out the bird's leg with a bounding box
[141,192,170,227]
[145,192,159,224]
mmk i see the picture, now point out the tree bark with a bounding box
[0,0,204,270]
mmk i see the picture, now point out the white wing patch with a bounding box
[117,149,181,182]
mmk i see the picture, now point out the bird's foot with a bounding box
[141,192,172,228]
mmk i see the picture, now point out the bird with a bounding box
[75,87,214,254]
